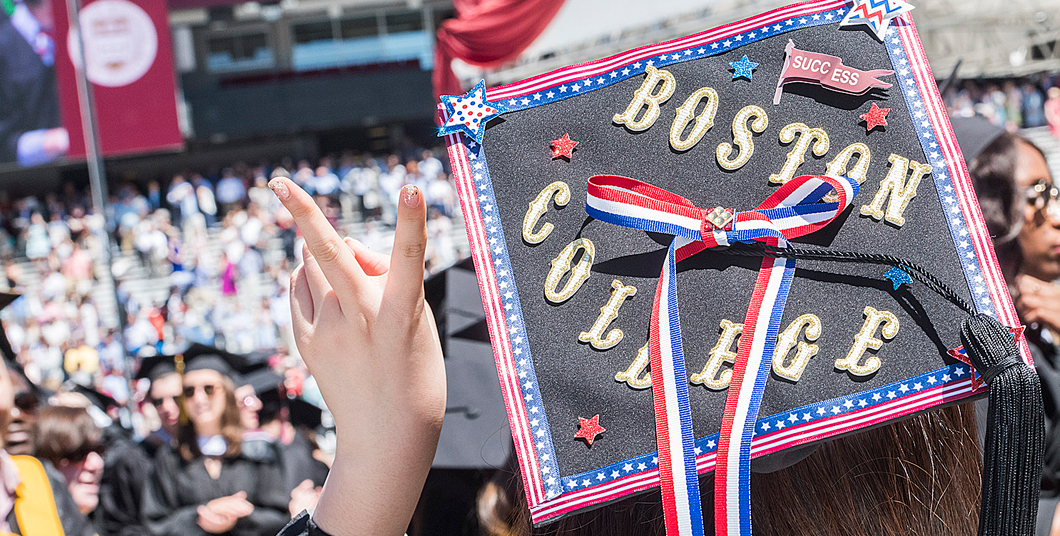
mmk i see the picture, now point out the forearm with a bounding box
[312,428,439,536]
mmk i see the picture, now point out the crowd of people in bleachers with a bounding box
[0,147,464,407]
[944,75,1060,136]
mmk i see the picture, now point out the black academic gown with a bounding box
[99,433,161,536]
[278,433,329,491]
[141,443,290,536]
[1033,328,1060,535]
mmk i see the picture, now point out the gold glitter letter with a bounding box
[615,342,651,389]
[860,154,932,226]
[772,314,822,382]
[716,105,768,171]
[768,123,830,185]
[690,319,743,389]
[579,279,637,350]
[836,306,899,376]
[823,143,871,202]
[669,87,719,151]
[522,181,571,244]
[544,238,594,304]
[613,66,676,132]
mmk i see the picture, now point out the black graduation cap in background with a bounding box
[0,292,47,401]
[439,0,1040,531]
[179,344,248,380]
[136,354,180,382]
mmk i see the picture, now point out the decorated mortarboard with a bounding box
[439,1,1042,535]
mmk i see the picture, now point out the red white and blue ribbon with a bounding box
[586,174,858,536]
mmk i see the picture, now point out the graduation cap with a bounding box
[0,292,47,401]
[178,344,249,380]
[439,1,1041,534]
[135,354,180,382]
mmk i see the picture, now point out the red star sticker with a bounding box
[947,325,1026,390]
[574,414,605,446]
[860,103,890,132]
[550,133,579,159]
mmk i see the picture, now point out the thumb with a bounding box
[384,185,427,310]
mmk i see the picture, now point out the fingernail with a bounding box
[269,178,291,201]
[402,185,420,208]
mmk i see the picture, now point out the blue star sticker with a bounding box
[437,80,507,143]
[883,266,913,290]
[729,55,758,81]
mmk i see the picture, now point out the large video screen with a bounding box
[0,0,181,169]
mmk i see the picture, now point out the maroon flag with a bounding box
[773,39,893,104]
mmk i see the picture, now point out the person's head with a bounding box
[34,406,105,515]
[6,367,39,456]
[177,368,243,459]
[148,371,182,437]
[234,383,261,430]
[966,130,1060,281]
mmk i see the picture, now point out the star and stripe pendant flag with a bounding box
[586,174,859,536]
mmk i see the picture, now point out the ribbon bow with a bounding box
[585,174,859,536]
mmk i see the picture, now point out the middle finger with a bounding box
[303,244,338,320]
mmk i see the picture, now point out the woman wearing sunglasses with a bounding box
[957,117,1060,535]
[141,349,290,536]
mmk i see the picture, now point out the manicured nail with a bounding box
[269,178,291,201]
[402,185,420,207]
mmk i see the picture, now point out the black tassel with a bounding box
[960,314,1044,536]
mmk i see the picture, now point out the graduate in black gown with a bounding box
[141,347,290,536]
[98,354,184,536]
[956,117,1060,535]
[240,367,329,493]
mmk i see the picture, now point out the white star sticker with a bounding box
[831,406,841,414]
[623,463,634,472]
[711,42,719,49]
[899,384,909,393]
[621,68,631,76]
[637,463,647,471]
[817,407,827,415]
[872,393,882,401]
[887,391,896,399]
[546,91,555,98]
[788,413,798,423]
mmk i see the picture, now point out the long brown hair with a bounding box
[176,375,244,461]
[479,403,981,536]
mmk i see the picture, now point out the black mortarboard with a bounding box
[439,1,1040,532]
[0,292,21,367]
[135,354,179,381]
[69,383,120,413]
[288,397,323,431]
[179,344,248,379]
[242,367,283,397]
[0,292,45,400]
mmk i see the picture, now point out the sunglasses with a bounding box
[183,384,221,399]
[150,395,179,408]
[1025,180,1060,219]
[68,443,106,463]
[13,392,39,413]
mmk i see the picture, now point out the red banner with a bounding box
[773,39,893,105]
[51,0,182,159]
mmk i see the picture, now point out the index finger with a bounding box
[269,177,366,299]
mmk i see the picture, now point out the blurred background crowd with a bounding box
[2,0,1060,534]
